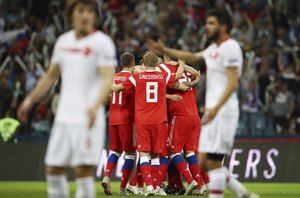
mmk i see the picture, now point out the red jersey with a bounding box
[123,70,176,125]
[109,71,135,125]
[159,63,198,117]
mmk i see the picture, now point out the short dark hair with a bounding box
[120,52,135,68]
[66,0,100,26]
[207,9,233,34]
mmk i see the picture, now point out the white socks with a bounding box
[208,167,248,198]
[75,176,95,198]
[223,167,247,197]
[208,168,226,198]
[46,174,69,198]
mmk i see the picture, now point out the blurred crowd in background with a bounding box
[0,0,300,136]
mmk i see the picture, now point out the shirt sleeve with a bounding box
[122,75,135,90]
[96,34,117,68]
[221,41,243,68]
[166,73,176,88]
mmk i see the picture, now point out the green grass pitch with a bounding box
[0,181,300,197]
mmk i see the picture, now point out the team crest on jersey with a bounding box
[209,51,219,59]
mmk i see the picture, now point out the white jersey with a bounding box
[51,30,117,125]
[201,38,243,114]
[198,38,243,155]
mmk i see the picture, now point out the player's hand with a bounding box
[17,98,33,122]
[147,39,166,56]
[168,94,183,102]
[178,59,185,66]
[201,106,219,125]
[87,106,98,129]
[194,71,201,84]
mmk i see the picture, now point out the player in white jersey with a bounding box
[17,0,116,197]
[148,9,259,198]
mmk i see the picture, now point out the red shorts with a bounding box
[109,123,135,151]
[168,115,201,153]
[135,122,167,154]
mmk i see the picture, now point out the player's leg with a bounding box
[155,122,169,190]
[135,124,154,196]
[184,115,206,194]
[44,123,70,198]
[150,153,160,190]
[206,154,226,198]
[119,124,136,195]
[151,122,169,195]
[72,123,105,198]
[74,165,95,198]
[119,150,135,195]
[169,116,197,194]
[158,155,168,188]
[103,126,122,180]
[101,125,122,195]
[185,151,206,194]
[197,152,210,184]
[46,166,69,198]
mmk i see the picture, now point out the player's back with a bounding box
[109,71,134,125]
[160,63,198,117]
[132,70,171,125]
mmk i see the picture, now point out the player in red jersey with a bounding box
[112,51,196,196]
[161,54,208,195]
[101,52,136,195]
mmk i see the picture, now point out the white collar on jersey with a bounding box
[144,70,155,72]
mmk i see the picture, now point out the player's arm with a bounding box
[111,84,125,92]
[202,67,239,124]
[147,39,204,65]
[184,65,199,79]
[184,71,201,88]
[175,59,184,80]
[87,66,115,128]
[166,94,183,102]
[216,67,239,109]
[94,67,115,107]
[17,63,60,122]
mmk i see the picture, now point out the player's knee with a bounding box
[46,166,66,175]
[197,152,207,170]
[185,150,195,156]
[206,153,225,170]
[150,153,160,159]
[125,150,135,156]
[75,165,94,178]
[110,150,122,156]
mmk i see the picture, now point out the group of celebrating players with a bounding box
[101,51,207,196]
[17,0,260,197]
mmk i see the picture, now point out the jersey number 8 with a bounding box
[146,82,158,103]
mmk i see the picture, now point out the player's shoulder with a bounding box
[55,30,74,44]
[221,38,241,50]
[116,71,132,77]
[90,30,114,43]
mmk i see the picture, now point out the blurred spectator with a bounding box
[241,80,259,135]
[267,78,295,134]
[1,0,300,136]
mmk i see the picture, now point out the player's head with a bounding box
[205,9,232,41]
[142,51,158,68]
[120,52,135,68]
[66,0,99,35]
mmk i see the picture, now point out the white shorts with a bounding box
[198,110,239,155]
[45,122,105,167]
